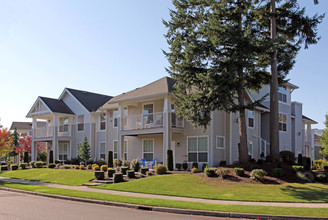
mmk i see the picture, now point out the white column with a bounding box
[31,117,37,161]
[117,106,123,159]
[52,114,57,161]
[163,96,172,165]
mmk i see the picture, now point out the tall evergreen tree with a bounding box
[10,128,19,160]
[164,0,270,164]
[320,114,328,159]
[78,136,91,165]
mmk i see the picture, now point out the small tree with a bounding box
[0,129,13,157]
[49,150,54,164]
[78,136,91,165]
[167,149,173,171]
[320,115,328,159]
[10,128,19,160]
[107,150,113,168]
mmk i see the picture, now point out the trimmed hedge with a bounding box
[234,167,244,176]
[140,168,149,175]
[120,166,129,175]
[10,164,19,171]
[48,163,56,169]
[94,171,105,180]
[113,173,124,183]
[107,169,115,178]
[107,151,113,168]
[191,168,198,173]
[175,163,182,171]
[182,162,188,171]
[23,152,29,163]
[101,165,108,172]
[127,170,135,178]
[272,168,283,178]
[219,161,227,167]
[155,165,167,175]
[204,168,217,177]
[192,162,198,169]
[19,163,28,169]
[250,169,267,181]
[49,150,54,164]
[167,150,173,171]
[217,168,230,179]
[0,165,8,171]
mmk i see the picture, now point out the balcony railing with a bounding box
[171,113,184,128]
[34,126,54,138]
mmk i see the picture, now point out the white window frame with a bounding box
[248,141,253,158]
[278,86,287,103]
[59,117,69,133]
[113,140,118,159]
[123,140,128,161]
[187,135,209,163]
[113,109,119,128]
[58,142,69,161]
[142,138,154,161]
[99,142,106,160]
[77,115,84,132]
[216,136,225,149]
[279,113,287,132]
[248,110,255,128]
[99,113,106,131]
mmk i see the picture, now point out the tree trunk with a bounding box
[270,0,280,162]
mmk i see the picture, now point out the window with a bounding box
[124,140,128,160]
[188,136,208,163]
[248,141,253,157]
[143,139,154,161]
[77,115,84,131]
[123,107,128,117]
[113,141,118,159]
[59,143,68,161]
[278,86,287,103]
[248,110,254,128]
[113,109,119,127]
[100,113,106,130]
[216,136,225,149]
[279,113,287,131]
[143,103,154,123]
[99,143,106,160]
[59,118,69,132]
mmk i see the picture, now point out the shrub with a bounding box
[48,163,56,169]
[292,165,304,173]
[107,151,113,168]
[155,165,167,175]
[140,168,149,175]
[276,161,282,169]
[92,164,99,170]
[250,169,267,181]
[297,154,303,165]
[272,168,283,178]
[204,168,217,177]
[314,159,327,170]
[127,170,135,178]
[167,150,173,171]
[94,171,105,180]
[23,152,29,163]
[10,164,19,170]
[316,173,328,182]
[94,166,100,171]
[120,166,129,175]
[87,164,92,170]
[182,162,188,170]
[75,165,80,169]
[129,159,140,172]
[175,163,182,171]
[35,161,44,168]
[37,151,47,162]
[304,157,311,171]
[30,161,36,168]
[250,158,256,163]
[234,167,244,176]
[192,162,198,169]
[71,157,80,165]
[55,160,61,164]
[101,165,108,172]
[80,165,86,170]
[202,163,208,171]
[257,159,264,165]
[219,161,227,167]
[113,173,124,183]
[107,169,115,178]
[19,163,27,169]
[191,168,198,173]
[62,165,71,169]
[49,150,54,164]
[279,151,295,164]
[250,165,258,171]
[0,165,8,171]
[146,171,153,176]
[95,160,107,167]
[217,168,230,178]
[113,159,122,168]
[324,165,328,171]
[64,160,71,165]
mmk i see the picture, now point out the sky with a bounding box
[0,0,327,130]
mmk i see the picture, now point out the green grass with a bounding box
[0,169,94,186]
[0,181,327,218]
[93,174,328,203]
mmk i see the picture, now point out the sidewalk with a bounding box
[0,176,327,208]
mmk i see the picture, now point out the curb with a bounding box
[0,187,327,220]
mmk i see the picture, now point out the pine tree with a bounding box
[10,128,19,160]
[320,115,328,159]
[78,136,91,165]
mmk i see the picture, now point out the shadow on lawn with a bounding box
[281,185,328,202]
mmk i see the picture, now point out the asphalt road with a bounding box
[0,190,241,220]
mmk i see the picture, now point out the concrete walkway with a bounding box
[0,176,327,208]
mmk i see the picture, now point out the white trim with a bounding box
[186,135,209,163]
[142,138,154,161]
[216,136,225,149]
[143,102,155,114]
[99,113,107,132]
[279,113,288,132]
[59,89,90,113]
[58,141,70,161]
[26,97,53,117]
[99,142,106,160]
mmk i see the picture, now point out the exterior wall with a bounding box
[291,102,303,155]
[231,112,240,164]
[247,109,262,160]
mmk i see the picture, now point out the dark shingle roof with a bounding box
[40,97,75,115]
[66,88,112,112]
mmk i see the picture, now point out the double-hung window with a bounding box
[100,113,106,131]
[59,143,68,161]
[216,136,225,149]
[143,104,154,123]
[99,143,106,160]
[278,86,287,103]
[123,140,128,160]
[59,118,69,132]
[248,141,253,157]
[77,115,84,131]
[279,113,287,131]
[113,141,118,159]
[143,139,154,161]
[188,136,208,163]
[113,109,119,128]
[248,110,254,128]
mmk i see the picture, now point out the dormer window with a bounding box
[278,86,287,103]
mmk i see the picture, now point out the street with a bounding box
[0,190,240,220]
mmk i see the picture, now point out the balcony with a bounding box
[34,125,72,138]
[121,112,184,131]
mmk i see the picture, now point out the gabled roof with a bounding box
[10,122,32,130]
[65,88,112,112]
[105,76,176,104]
[40,97,75,115]
[302,115,317,124]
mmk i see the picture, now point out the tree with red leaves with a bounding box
[14,136,44,154]
[0,129,13,157]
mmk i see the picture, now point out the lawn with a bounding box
[0,181,327,218]
[0,169,94,186]
[94,174,328,203]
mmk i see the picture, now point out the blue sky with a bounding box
[0,0,327,129]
